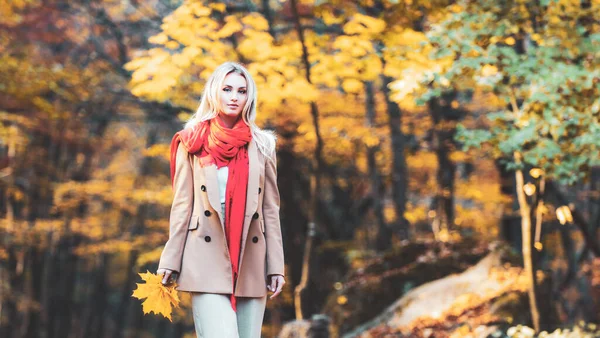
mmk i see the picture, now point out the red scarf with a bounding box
[169,115,252,312]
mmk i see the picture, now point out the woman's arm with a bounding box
[263,148,285,277]
[158,144,194,274]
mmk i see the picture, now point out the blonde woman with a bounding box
[156,61,286,337]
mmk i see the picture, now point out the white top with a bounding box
[216,165,229,204]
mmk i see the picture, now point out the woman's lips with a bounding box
[228,104,238,109]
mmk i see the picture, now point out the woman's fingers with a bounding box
[160,270,172,285]
[269,276,285,299]
[268,277,277,293]
[267,276,275,292]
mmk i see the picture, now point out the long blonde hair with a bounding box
[184,61,277,161]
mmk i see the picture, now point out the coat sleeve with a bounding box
[263,148,285,277]
[158,144,194,273]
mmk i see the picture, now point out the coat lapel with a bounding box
[238,139,259,276]
[202,138,259,236]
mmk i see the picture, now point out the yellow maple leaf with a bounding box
[132,271,181,321]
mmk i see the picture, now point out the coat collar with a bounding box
[202,138,259,232]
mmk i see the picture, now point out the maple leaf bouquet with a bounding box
[132,271,181,321]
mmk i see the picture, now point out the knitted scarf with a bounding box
[169,115,252,312]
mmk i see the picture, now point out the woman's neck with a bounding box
[218,113,240,129]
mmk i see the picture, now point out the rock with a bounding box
[321,237,490,334]
[343,246,532,337]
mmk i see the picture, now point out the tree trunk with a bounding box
[558,224,576,292]
[496,158,522,250]
[364,81,389,251]
[290,0,324,320]
[428,97,457,238]
[112,128,157,338]
[261,0,275,38]
[294,222,315,320]
[0,249,18,338]
[514,152,541,332]
[0,125,17,337]
[24,248,43,338]
[79,254,109,338]
[91,254,109,338]
[54,234,81,338]
[590,167,600,235]
[380,67,409,240]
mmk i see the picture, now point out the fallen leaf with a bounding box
[132,271,181,321]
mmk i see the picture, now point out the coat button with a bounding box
[204,210,211,217]
[258,187,262,194]
[253,212,259,220]
[201,185,206,191]
[205,236,211,242]
[252,236,258,243]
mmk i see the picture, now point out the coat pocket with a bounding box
[188,215,199,230]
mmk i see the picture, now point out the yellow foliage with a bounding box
[238,32,274,61]
[556,205,573,225]
[449,151,468,162]
[529,168,544,178]
[319,8,344,25]
[384,205,397,223]
[481,64,498,77]
[341,78,363,94]
[523,182,536,196]
[241,13,269,31]
[343,13,386,35]
[188,3,211,17]
[362,134,380,147]
[216,16,243,39]
[143,144,170,161]
[132,271,181,322]
[137,247,164,266]
[404,203,428,225]
[0,0,41,26]
[333,35,355,50]
[284,78,319,102]
[148,33,168,45]
[208,2,226,13]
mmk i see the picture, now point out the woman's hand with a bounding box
[157,268,177,285]
[267,274,285,299]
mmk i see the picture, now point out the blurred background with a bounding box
[1,0,599,337]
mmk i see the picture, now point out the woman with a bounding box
[156,61,286,338]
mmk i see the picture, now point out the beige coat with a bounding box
[158,138,285,297]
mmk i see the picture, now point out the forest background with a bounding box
[1,0,599,337]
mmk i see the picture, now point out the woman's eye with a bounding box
[239,90,247,94]
[223,88,231,92]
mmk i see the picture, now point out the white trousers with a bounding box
[191,293,267,338]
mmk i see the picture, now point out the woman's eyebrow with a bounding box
[223,84,247,89]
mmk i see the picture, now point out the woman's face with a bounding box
[218,72,248,119]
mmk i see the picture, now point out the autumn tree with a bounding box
[421,0,600,331]
[0,0,185,337]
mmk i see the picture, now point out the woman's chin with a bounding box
[220,111,242,119]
